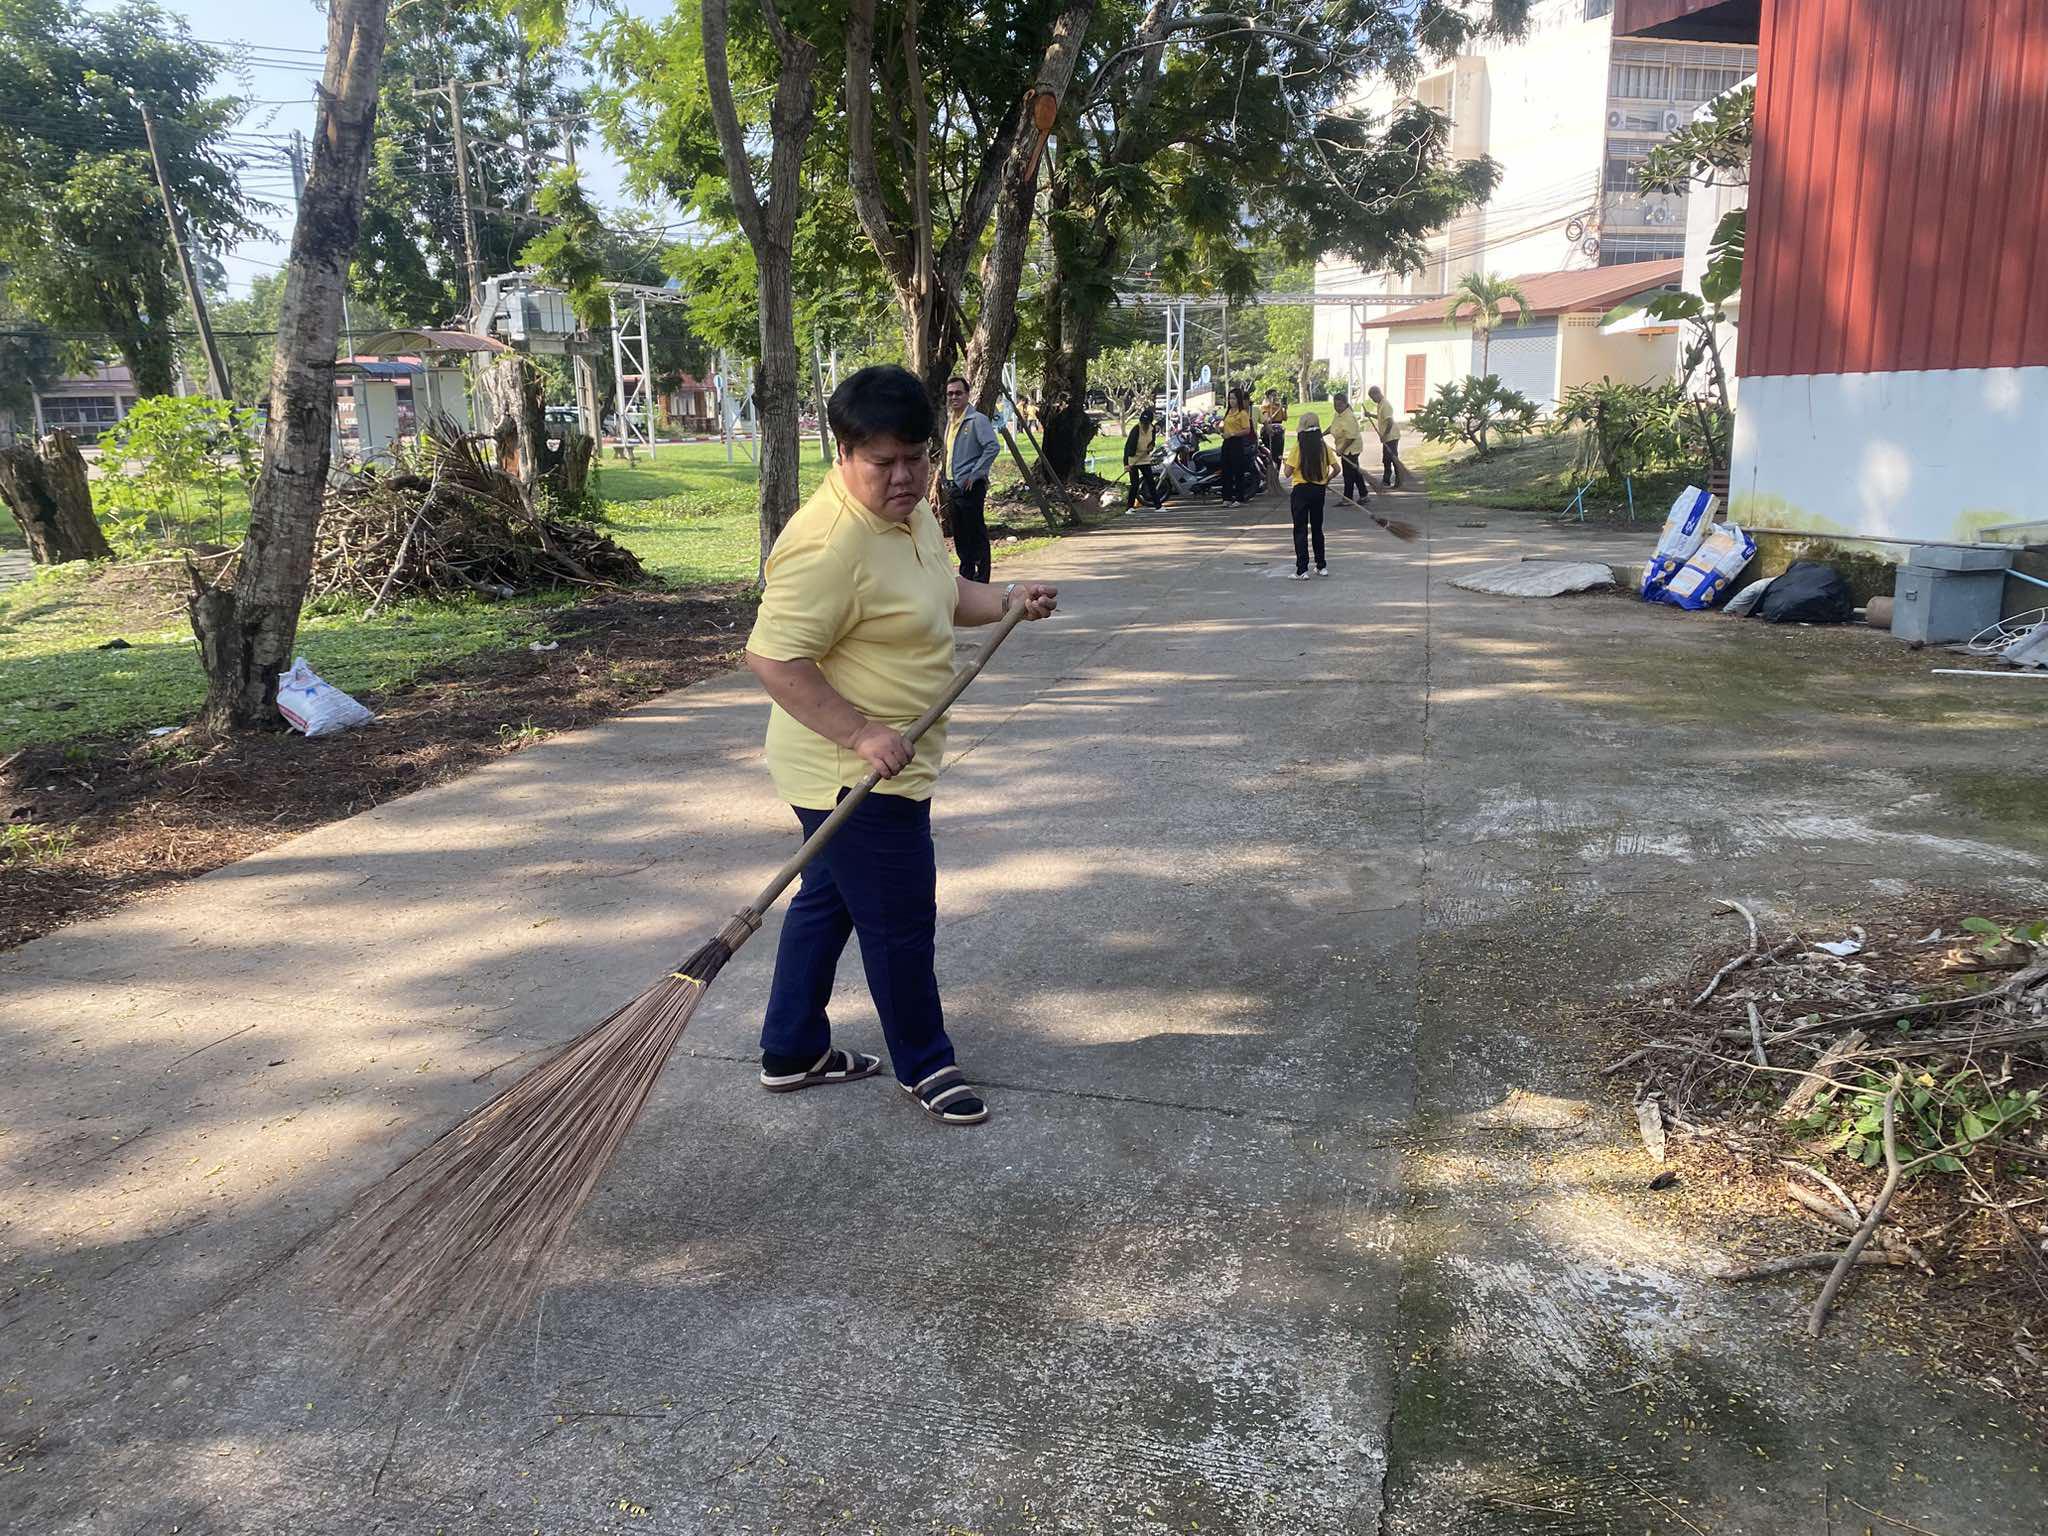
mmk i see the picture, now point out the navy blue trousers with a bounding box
[760,792,954,1087]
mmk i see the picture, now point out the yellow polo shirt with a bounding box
[747,469,959,809]
[1221,408,1253,437]
[1284,435,1340,485]
[1327,408,1364,457]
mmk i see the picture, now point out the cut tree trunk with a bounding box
[186,0,389,733]
[0,432,113,563]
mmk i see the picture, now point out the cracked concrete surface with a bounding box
[3,490,2046,1533]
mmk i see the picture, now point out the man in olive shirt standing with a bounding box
[1327,391,1371,505]
[1367,384,1403,489]
[745,365,1057,1126]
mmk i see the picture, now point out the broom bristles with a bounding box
[1373,513,1422,543]
[311,928,740,1369]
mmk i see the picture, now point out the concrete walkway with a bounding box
[4,490,2047,1533]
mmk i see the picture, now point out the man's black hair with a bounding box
[829,365,935,448]
[945,374,970,392]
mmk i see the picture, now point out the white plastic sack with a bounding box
[1654,522,1756,611]
[1722,574,1776,618]
[276,656,374,737]
[1642,485,1717,597]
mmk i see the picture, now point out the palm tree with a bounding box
[1446,272,1533,378]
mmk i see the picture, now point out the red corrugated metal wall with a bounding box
[1742,0,2048,377]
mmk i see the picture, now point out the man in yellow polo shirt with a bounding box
[745,364,1057,1127]
[1327,390,1371,505]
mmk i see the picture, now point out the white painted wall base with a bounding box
[1728,368,2048,547]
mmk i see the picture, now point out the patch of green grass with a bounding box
[0,564,566,754]
[0,821,76,866]
[0,427,1113,755]
[1415,428,1692,520]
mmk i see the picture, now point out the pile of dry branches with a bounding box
[1605,901,2048,1341]
[310,426,643,606]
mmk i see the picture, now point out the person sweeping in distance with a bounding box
[1327,390,1372,506]
[1282,411,1339,579]
[1367,383,1403,489]
[746,364,1058,1126]
[1259,389,1288,494]
[1124,404,1163,508]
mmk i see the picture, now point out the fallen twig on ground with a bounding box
[1810,1077,1906,1337]
[1716,1249,1915,1283]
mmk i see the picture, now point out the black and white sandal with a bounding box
[902,1066,990,1126]
[759,1047,882,1093]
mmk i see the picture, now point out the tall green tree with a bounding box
[843,0,1098,404]
[0,0,258,397]
[354,0,585,325]
[1445,270,1530,376]
[1033,0,1526,476]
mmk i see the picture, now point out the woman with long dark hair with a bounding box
[1219,387,1256,505]
[1282,411,1339,579]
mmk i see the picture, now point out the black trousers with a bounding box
[1221,436,1251,502]
[1127,464,1160,507]
[1381,437,1402,488]
[950,479,990,583]
[1339,453,1371,502]
[1291,482,1327,573]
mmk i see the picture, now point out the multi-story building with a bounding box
[1314,0,1756,403]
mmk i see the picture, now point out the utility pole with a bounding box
[136,97,232,399]
[414,78,486,317]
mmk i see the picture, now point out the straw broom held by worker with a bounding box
[745,364,1058,1126]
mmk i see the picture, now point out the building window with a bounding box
[40,394,123,443]
[1610,60,1671,99]
[1603,143,1651,192]
[1599,234,1686,266]
[1678,65,1749,101]
[1584,0,1614,18]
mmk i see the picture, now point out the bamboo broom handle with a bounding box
[736,603,1032,931]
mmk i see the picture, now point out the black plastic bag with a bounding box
[1753,560,1855,624]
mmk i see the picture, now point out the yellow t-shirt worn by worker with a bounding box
[1284,435,1340,485]
[1327,408,1364,457]
[746,469,959,810]
[1260,403,1287,427]
[1222,408,1253,437]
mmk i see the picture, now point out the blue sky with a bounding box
[135,0,667,293]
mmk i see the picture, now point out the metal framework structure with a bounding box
[1139,290,1448,411]
[607,283,684,458]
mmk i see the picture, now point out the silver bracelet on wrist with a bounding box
[1003,582,1018,610]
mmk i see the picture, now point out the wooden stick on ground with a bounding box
[1809,1076,1905,1337]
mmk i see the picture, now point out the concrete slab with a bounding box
[5,486,2047,1534]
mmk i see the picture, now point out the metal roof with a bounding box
[353,328,508,358]
[1368,262,1685,328]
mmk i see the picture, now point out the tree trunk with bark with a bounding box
[477,354,591,510]
[962,0,1098,418]
[1039,267,1101,480]
[702,0,817,570]
[186,0,388,732]
[0,432,113,563]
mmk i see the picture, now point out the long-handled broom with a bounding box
[315,605,1033,1366]
[1332,486,1421,543]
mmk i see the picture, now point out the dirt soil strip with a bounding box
[0,587,753,951]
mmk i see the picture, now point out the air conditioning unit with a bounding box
[1663,110,1683,131]
[1646,205,1671,225]
[1581,236,1602,258]
[1607,110,1626,130]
